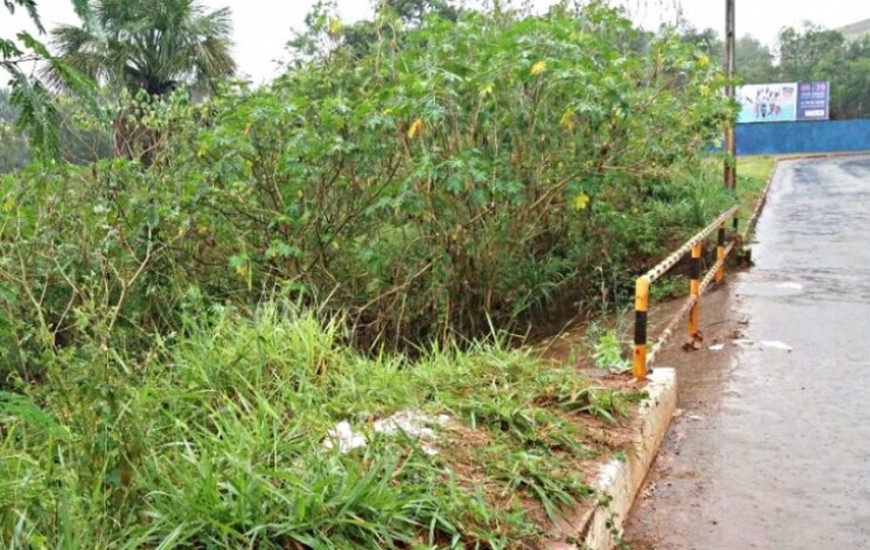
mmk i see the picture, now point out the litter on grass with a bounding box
[324,411,452,455]
[323,420,367,453]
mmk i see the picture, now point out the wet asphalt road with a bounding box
[624,155,870,549]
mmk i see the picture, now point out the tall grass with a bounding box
[0,301,641,549]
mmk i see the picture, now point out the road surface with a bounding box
[624,155,870,549]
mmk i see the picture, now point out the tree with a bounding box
[675,26,776,86]
[678,26,724,61]
[734,35,774,84]
[0,89,32,172]
[829,35,870,119]
[46,0,236,158]
[334,0,460,59]
[1,0,94,159]
[776,23,845,82]
[0,88,114,172]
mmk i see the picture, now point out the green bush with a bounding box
[0,3,736,380]
[159,3,734,348]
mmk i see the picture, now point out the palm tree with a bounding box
[46,0,236,158]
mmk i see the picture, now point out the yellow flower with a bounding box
[698,54,710,67]
[407,118,425,139]
[530,60,547,76]
[479,83,494,97]
[573,192,590,211]
[235,264,248,278]
[2,197,14,213]
[328,18,343,36]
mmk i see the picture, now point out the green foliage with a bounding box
[677,25,774,86]
[592,330,629,373]
[0,4,738,371]
[0,89,113,172]
[734,35,775,84]
[45,0,236,161]
[0,300,615,548]
[46,0,236,96]
[678,21,870,120]
[0,1,97,159]
[0,4,742,546]
[138,3,734,349]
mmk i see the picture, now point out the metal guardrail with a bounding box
[633,206,740,380]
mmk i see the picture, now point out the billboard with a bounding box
[796,81,830,121]
[736,82,830,124]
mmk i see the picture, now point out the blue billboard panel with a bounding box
[796,81,830,121]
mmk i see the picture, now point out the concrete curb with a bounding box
[547,368,677,550]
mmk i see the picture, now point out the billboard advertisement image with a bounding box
[736,81,830,124]
[737,83,797,123]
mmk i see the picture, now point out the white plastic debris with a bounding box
[709,343,725,352]
[732,339,793,352]
[374,411,450,455]
[760,340,793,352]
[324,411,451,455]
[373,411,450,439]
[323,420,367,453]
[777,282,804,291]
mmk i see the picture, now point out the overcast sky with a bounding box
[2,1,868,83]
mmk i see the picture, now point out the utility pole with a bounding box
[724,0,736,191]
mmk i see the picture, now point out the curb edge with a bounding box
[547,367,677,550]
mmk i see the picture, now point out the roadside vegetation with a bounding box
[0,0,771,547]
[736,155,777,214]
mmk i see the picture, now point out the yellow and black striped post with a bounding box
[732,208,739,234]
[689,243,703,338]
[716,221,726,283]
[634,276,650,380]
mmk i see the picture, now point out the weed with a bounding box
[592,330,630,374]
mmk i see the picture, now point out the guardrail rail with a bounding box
[633,206,740,380]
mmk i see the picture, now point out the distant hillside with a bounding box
[839,18,870,41]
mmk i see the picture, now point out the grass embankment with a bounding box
[736,155,777,226]
[0,166,777,549]
[1,303,645,549]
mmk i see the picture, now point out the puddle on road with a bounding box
[735,281,804,297]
